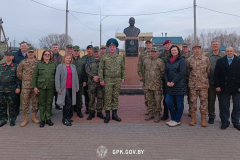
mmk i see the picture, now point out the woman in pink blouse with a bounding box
[55,54,79,126]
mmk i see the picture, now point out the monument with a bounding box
[115,17,153,94]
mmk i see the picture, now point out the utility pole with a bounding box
[100,6,101,47]
[91,41,93,45]
[0,18,9,49]
[65,0,69,50]
[0,18,2,41]
[14,39,16,47]
[194,0,197,44]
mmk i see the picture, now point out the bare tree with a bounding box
[39,33,73,50]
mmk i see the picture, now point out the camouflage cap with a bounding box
[192,43,201,49]
[4,50,14,56]
[66,44,73,48]
[73,45,80,51]
[106,38,119,47]
[182,43,190,47]
[150,47,158,52]
[100,45,106,49]
[93,46,99,52]
[28,46,35,52]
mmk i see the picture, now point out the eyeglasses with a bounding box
[44,54,50,56]
[101,48,106,49]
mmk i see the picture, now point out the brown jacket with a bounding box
[143,57,165,90]
[186,54,210,89]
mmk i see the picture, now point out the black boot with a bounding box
[104,111,110,123]
[74,106,78,113]
[62,119,72,126]
[161,106,169,120]
[112,110,121,122]
[77,110,84,118]
[87,113,95,120]
[55,105,62,110]
[0,121,6,127]
[46,120,54,126]
[85,105,90,114]
[97,112,105,119]
[10,121,15,126]
[39,121,45,128]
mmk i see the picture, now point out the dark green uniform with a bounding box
[82,54,93,110]
[98,54,125,111]
[86,57,103,113]
[32,61,56,121]
[0,62,21,123]
[72,55,87,110]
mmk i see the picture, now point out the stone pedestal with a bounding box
[124,37,140,86]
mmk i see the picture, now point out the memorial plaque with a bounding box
[125,39,139,57]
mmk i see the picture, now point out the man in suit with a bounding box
[214,46,240,130]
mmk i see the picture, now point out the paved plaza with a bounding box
[0,95,239,160]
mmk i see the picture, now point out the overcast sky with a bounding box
[1,0,240,49]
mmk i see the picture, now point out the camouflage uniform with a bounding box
[17,58,39,115]
[137,50,151,109]
[86,57,104,113]
[98,54,125,111]
[143,56,165,114]
[72,55,87,111]
[0,62,21,123]
[186,54,210,115]
[82,54,93,110]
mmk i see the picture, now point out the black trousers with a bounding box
[220,91,240,126]
[83,85,90,107]
[63,89,72,120]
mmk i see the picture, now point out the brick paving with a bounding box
[0,95,239,160]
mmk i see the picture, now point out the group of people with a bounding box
[138,39,240,130]
[0,38,125,127]
[0,37,239,131]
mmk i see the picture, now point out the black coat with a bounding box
[12,49,28,64]
[164,55,188,95]
[214,55,240,93]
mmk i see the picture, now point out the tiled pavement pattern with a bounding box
[0,95,239,160]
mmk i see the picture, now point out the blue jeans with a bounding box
[165,94,184,122]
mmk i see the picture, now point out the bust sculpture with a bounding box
[123,17,141,37]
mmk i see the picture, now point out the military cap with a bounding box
[93,46,99,52]
[28,46,35,52]
[182,43,190,47]
[106,38,119,47]
[100,45,106,49]
[145,40,152,44]
[150,47,158,52]
[73,45,80,51]
[86,45,93,49]
[163,40,171,45]
[4,50,14,56]
[66,44,73,48]
[192,43,201,49]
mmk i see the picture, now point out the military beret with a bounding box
[163,40,171,46]
[93,46,99,52]
[66,44,73,48]
[86,45,93,49]
[150,47,158,52]
[192,43,201,49]
[28,46,35,52]
[182,43,190,47]
[100,45,106,49]
[4,50,14,56]
[106,38,119,47]
[145,40,152,44]
[73,45,80,51]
